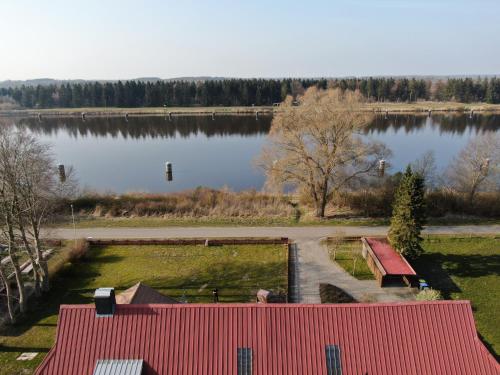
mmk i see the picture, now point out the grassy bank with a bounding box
[61,216,392,228]
[2,101,500,117]
[414,236,500,358]
[0,243,287,374]
[0,105,274,117]
[52,188,500,228]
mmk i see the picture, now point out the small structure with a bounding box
[256,289,286,303]
[116,282,179,304]
[361,237,418,287]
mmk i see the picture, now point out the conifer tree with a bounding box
[388,166,426,259]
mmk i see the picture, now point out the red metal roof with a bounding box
[365,237,417,275]
[36,301,498,375]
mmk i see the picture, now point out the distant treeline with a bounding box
[1,77,500,108]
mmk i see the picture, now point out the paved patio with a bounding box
[296,238,416,303]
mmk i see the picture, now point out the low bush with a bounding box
[69,239,90,261]
[416,289,443,301]
[48,239,89,278]
[319,283,357,303]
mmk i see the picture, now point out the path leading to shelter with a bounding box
[47,225,500,304]
[296,238,414,303]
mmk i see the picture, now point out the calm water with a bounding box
[1,114,499,193]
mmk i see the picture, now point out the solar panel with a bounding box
[325,345,342,375]
[237,347,252,375]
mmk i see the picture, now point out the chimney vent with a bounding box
[94,287,116,317]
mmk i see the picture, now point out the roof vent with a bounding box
[94,288,116,317]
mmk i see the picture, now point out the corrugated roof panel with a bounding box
[36,302,500,375]
[93,359,143,375]
[365,237,417,275]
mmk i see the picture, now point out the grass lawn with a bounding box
[326,239,375,280]
[413,236,500,358]
[55,216,500,229]
[64,216,392,228]
[0,243,287,375]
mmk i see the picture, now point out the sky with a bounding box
[1,0,499,80]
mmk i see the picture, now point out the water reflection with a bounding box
[2,115,272,139]
[0,114,497,193]
[366,114,500,135]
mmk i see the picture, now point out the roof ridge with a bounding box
[59,300,472,310]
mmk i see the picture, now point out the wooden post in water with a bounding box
[165,162,173,181]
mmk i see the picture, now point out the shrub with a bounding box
[319,283,357,303]
[416,289,442,301]
[48,239,89,278]
[69,239,90,261]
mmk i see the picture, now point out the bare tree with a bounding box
[0,128,75,321]
[411,150,437,189]
[446,133,500,204]
[258,88,389,218]
[0,264,16,323]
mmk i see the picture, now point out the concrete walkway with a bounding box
[296,238,414,303]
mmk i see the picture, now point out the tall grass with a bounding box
[67,187,296,220]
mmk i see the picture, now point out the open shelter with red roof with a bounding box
[361,237,418,287]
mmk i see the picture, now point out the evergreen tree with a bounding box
[388,166,426,259]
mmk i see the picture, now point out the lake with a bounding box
[1,114,499,193]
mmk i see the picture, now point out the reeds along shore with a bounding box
[60,187,500,220]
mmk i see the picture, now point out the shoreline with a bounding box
[2,101,500,118]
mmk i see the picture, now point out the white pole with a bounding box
[71,204,76,248]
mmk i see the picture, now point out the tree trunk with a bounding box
[315,180,329,218]
[8,250,27,314]
[4,209,28,314]
[33,229,49,292]
[0,265,16,324]
[15,197,42,296]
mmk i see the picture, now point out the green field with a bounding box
[414,236,500,358]
[327,240,375,280]
[0,243,287,375]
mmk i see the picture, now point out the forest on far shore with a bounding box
[1,76,500,109]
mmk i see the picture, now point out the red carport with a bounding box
[361,237,418,287]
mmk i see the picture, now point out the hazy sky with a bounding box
[1,0,499,80]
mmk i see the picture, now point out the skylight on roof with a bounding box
[325,345,342,375]
[93,359,143,375]
[237,348,252,375]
